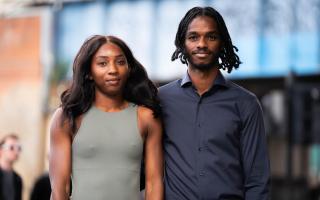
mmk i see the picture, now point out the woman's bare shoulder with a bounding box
[50,107,71,135]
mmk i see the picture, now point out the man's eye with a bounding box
[188,35,198,41]
[208,35,219,41]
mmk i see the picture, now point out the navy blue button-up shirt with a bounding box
[159,71,270,200]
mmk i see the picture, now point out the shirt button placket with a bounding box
[198,146,205,177]
[197,98,204,179]
[196,97,205,184]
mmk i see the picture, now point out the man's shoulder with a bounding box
[12,170,23,182]
[158,79,181,95]
[227,80,257,101]
[226,81,262,112]
[14,173,23,191]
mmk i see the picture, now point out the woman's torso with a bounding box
[71,104,143,200]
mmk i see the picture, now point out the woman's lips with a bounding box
[105,78,120,85]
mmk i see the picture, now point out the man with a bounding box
[0,134,23,200]
[159,7,270,200]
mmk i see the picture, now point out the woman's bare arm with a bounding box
[49,108,72,200]
[138,106,164,200]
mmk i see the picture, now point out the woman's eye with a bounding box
[98,62,107,66]
[117,60,127,65]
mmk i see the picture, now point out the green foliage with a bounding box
[50,61,69,85]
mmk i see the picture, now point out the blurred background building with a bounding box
[0,0,319,199]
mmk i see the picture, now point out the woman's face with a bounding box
[90,42,129,97]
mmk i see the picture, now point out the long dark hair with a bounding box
[60,35,161,135]
[172,6,241,73]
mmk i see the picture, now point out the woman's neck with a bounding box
[94,92,128,112]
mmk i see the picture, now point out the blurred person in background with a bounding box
[159,6,270,200]
[0,134,23,200]
[49,35,163,200]
[30,153,51,200]
[30,172,50,200]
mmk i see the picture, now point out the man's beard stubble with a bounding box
[184,50,220,71]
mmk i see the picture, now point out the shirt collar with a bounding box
[180,70,229,88]
[180,72,192,87]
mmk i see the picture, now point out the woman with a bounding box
[49,35,163,200]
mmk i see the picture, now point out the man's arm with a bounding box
[240,97,270,200]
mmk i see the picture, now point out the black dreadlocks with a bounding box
[171,6,241,73]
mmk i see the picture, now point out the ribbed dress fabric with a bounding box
[71,104,143,200]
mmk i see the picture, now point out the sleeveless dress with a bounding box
[71,104,143,200]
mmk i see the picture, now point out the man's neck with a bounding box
[0,159,13,171]
[188,66,219,96]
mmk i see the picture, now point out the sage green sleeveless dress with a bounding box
[71,104,143,200]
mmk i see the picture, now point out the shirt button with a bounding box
[199,170,205,176]
[198,147,202,151]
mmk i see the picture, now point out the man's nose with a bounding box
[197,37,208,48]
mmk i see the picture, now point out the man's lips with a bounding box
[192,51,211,58]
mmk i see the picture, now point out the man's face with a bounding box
[184,16,223,70]
[0,138,21,163]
